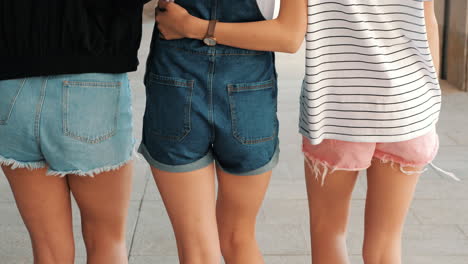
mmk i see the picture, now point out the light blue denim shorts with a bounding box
[0,73,134,176]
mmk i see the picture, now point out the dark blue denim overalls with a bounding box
[139,0,279,176]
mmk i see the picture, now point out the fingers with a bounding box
[157,0,172,11]
[155,14,167,39]
[155,1,170,18]
[154,0,185,41]
[154,1,172,25]
[155,1,169,39]
[155,4,167,23]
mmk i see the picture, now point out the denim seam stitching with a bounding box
[185,81,194,140]
[228,81,274,92]
[166,46,266,56]
[208,50,216,143]
[227,84,277,145]
[212,0,218,20]
[150,80,194,142]
[149,74,194,88]
[153,80,192,88]
[63,81,121,88]
[35,77,48,145]
[233,84,273,90]
[0,78,26,125]
[62,82,120,144]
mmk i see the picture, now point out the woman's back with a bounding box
[140,2,281,262]
[0,0,148,80]
[151,0,275,53]
[301,0,440,144]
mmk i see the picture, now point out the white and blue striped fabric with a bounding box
[301,0,440,144]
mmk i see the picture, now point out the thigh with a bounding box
[305,161,359,228]
[2,166,74,250]
[68,162,133,234]
[303,137,367,225]
[151,164,220,258]
[365,160,421,238]
[216,167,271,227]
[304,161,358,264]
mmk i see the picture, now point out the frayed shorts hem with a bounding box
[304,152,428,175]
[303,152,437,186]
[303,152,433,186]
[46,157,134,177]
[0,153,134,178]
[0,155,47,170]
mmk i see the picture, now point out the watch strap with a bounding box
[206,20,218,39]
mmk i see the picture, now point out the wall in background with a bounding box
[441,0,468,91]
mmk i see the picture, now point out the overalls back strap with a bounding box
[154,0,268,54]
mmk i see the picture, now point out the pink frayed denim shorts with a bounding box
[302,129,440,178]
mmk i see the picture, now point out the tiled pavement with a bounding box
[1,24,468,264]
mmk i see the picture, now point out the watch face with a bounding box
[203,38,217,46]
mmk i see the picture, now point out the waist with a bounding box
[154,37,269,56]
[0,55,138,81]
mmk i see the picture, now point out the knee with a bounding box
[219,226,256,257]
[81,219,127,251]
[30,237,74,264]
[175,230,221,264]
[179,241,222,264]
[180,251,221,264]
[310,212,348,237]
[362,233,401,264]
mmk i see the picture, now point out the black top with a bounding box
[0,0,150,80]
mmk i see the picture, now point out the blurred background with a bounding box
[435,0,468,91]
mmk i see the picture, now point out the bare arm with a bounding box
[424,1,440,75]
[156,0,308,53]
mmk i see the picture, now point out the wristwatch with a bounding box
[203,20,218,46]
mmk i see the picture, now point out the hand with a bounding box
[156,1,197,40]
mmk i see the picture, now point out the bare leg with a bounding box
[2,166,75,264]
[304,160,359,264]
[68,162,134,264]
[216,168,271,264]
[363,160,421,264]
[151,164,221,264]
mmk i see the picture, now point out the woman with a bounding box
[0,1,149,263]
[139,0,305,263]
[157,0,446,263]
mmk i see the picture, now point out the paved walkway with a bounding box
[1,24,468,264]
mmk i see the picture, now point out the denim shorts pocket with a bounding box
[146,73,194,141]
[0,79,25,125]
[62,80,121,144]
[228,79,278,145]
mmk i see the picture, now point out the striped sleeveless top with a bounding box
[300,0,440,144]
